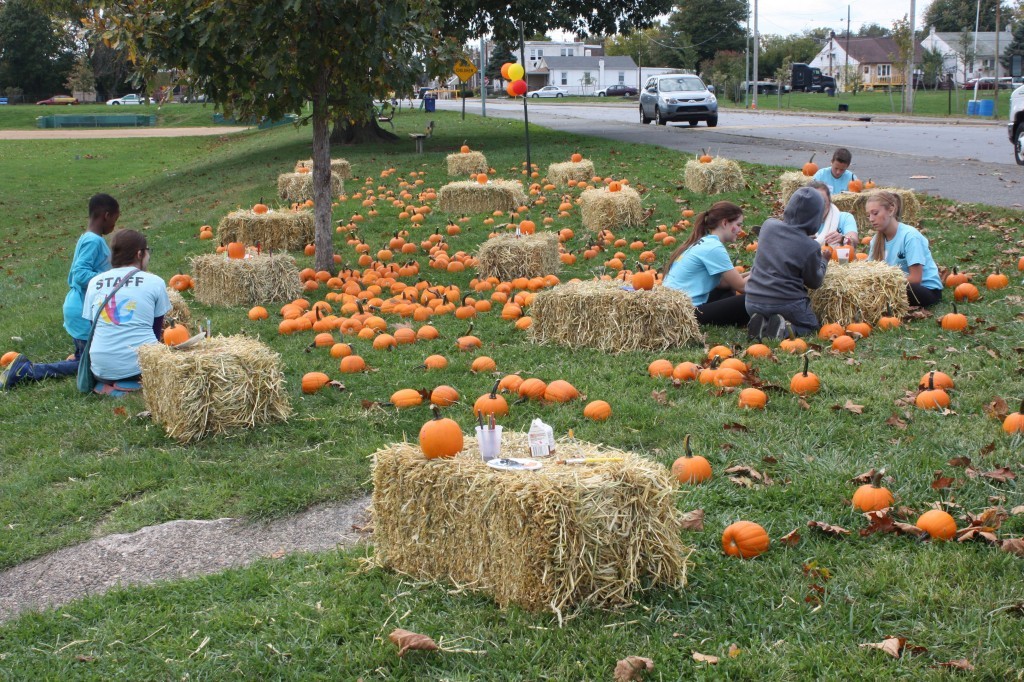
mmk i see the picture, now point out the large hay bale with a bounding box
[138,336,292,444]
[547,159,596,186]
[579,186,644,232]
[437,180,528,215]
[529,280,703,353]
[372,432,690,614]
[683,158,745,195]
[294,158,352,179]
[277,172,344,203]
[216,209,315,252]
[476,233,561,281]
[191,253,303,308]
[165,288,191,327]
[810,260,910,325]
[446,151,489,176]
[779,171,814,204]
[832,188,920,233]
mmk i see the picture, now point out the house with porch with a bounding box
[531,55,641,95]
[919,26,1016,86]
[809,36,923,91]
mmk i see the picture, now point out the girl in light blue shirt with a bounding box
[866,190,942,307]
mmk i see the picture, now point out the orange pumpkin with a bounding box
[419,405,464,459]
[163,320,191,346]
[583,399,612,421]
[738,387,767,410]
[722,521,770,558]
[252,202,269,214]
[953,282,979,302]
[986,271,1009,290]
[632,268,656,291]
[301,372,331,394]
[248,306,269,321]
[801,154,818,177]
[789,355,820,395]
[544,379,579,403]
[1002,399,1024,434]
[670,435,712,484]
[571,152,583,163]
[852,470,894,512]
[916,509,956,541]
[391,388,424,408]
[648,359,674,378]
[473,379,509,417]
[430,385,460,407]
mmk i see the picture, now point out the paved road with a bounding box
[437,100,1022,208]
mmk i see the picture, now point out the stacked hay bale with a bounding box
[372,432,690,614]
[683,158,745,195]
[216,208,314,252]
[476,233,561,281]
[437,180,528,214]
[294,158,352,179]
[165,288,191,327]
[277,171,344,203]
[138,336,291,443]
[579,186,644,232]
[779,171,814,204]
[810,260,910,325]
[530,280,703,352]
[832,189,921,233]
[547,159,596,186]
[190,253,303,307]
[446,150,488,176]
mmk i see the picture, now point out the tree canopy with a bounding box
[922,0,1012,32]
[0,0,76,100]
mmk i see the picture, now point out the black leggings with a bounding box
[908,284,942,307]
[696,289,749,327]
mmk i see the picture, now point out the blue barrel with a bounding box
[978,99,994,116]
[966,100,979,115]
[423,96,435,113]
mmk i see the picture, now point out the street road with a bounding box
[435,99,1021,209]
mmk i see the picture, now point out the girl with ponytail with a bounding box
[865,191,942,307]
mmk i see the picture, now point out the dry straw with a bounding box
[833,188,920,233]
[779,171,814,204]
[530,280,703,353]
[547,159,596,186]
[476,232,561,281]
[138,335,292,444]
[216,209,315,252]
[294,158,352,179]
[190,252,303,307]
[437,180,528,215]
[446,151,489,176]
[277,172,344,203]
[579,186,644,232]
[810,260,910,325]
[165,288,191,327]
[683,158,745,195]
[371,431,690,615]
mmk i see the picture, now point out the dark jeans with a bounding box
[746,297,819,336]
[908,284,942,307]
[695,289,749,327]
[20,338,87,382]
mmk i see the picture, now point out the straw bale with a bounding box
[683,158,745,195]
[190,252,303,308]
[437,180,528,215]
[216,209,314,252]
[779,171,814,204]
[476,232,561,281]
[138,335,291,444]
[165,288,191,327]
[446,151,489,176]
[277,172,344,203]
[810,260,910,325]
[547,159,596,186]
[294,158,352,179]
[579,187,644,232]
[529,280,703,353]
[833,188,920,233]
[371,432,690,614]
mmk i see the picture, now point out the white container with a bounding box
[476,425,503,462]
[834,245,852,264]
[528,418,552,458]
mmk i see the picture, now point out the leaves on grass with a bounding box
[728,644,741,658]
[679,509,704,531]
[984,397,1009,420]
[831,400,864,414]
[614,656,654,681]
[979,467,1016,483]
[1011,505,1024,516]
[722,422,748,432]
[948,456,972,467]
[112,406,127,417]
[388,629,439,657]
[956,528,1000,545]
[779,528,801,546]
[932,659,974,671]
[860,509,928,539]
[931,471,956,489]
[850,468,879,484]
[885,413,908,429]
[1000,538,1024,557]
[859,636,927,658]
[807,520,850,537]
[965,507,1009,530]
[692,651,719,664]
[725,465,771,487]
[797,397,811,410]
[650,389,668,406]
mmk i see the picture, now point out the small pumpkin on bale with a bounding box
[419,405,464,459]
[163,320,191,346]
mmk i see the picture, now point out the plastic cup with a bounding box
[835,246,851,264]
[476,425,503,462]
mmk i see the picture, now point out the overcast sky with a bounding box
[745,0,927,37]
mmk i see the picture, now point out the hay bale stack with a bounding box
[165,288,191,327]
[372,432,690,613]
[810,260,910,325]
[683,158,745,195]
[216,209,314,252]
[437,180,528,215]
[138,336,292,444]
[446,151,489,176]
[547,159,596,186]
[833,189,921,233]
[579,186,644,232]
[190,253,303,308]
[779,171,814,204]
[476,233,561,281]
[294,158,352,179]
[277,172,344,203]
[529,280,703,353]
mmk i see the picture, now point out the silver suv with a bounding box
[639,74,718,127]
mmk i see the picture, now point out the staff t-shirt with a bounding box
[868,223,943,291]
[83,267,171,380]
[662,235,734,306]
[63,232,111,340]
[812,167,857,194]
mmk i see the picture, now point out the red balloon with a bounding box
[506,82,518,97]
[500,62,513,80]
[510,79,527,96]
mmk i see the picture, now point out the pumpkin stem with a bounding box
[952,302,958,315]
[683,434,693,458]
[869,469,886,489]
[802,353,810,377]
[709,355,722,369]
[464,321,474,337]
[430,404,443,421]
[488,378,501,399]
[927,371,935,391]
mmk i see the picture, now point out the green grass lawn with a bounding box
[720,88,1014,119]
[1,110,1023,678]
[0,102,227,129]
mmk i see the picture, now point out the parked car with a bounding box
[106,94,150,105]
[963,77,998,90]
[742,80,789,94]
[1008,83,1024,165]
[526,85,568,98]
[639,74,718,127]
[595,84,638,97]
[36,95,79,105]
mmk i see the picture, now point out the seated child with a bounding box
[866,190,943,307]
[812,147,857,195]
[807,180,858,247]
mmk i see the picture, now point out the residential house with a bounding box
[809,36,923,91]
[533,56,640,95]
[919,26,1015,85]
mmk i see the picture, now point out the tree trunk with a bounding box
[312,67,335,275]
[330,114,399,144]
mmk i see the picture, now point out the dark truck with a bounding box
[791,63,836,93]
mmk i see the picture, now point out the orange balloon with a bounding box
[506,82,518,97]
[501,62,513,80]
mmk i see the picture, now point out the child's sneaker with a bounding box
[1,355,30,391]
[763,314,788,340]
[746,313,766,341]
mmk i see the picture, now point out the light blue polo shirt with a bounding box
[63,231,111,340]
[812,167,857,194]
[817,211,858,240]
[868,223,942,291]
[662,235,735,306]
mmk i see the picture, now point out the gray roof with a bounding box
[540,56,637,70]
[933,31,1015,57]
[835,37,923,64]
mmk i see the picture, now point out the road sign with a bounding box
[454,60,478,83]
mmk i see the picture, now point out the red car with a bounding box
[36,95,80,105]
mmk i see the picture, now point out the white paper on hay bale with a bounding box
[446,151,489,176]
[216,209,315,252]
[832,188,920,234]
[294,158,352,179]
[579,186,644,232]
[277,172,344,202]
[683,158,744,195]
[371,432,690,614]
[436,180,528,215]
[547,159,595,186]
[810,260,910,325]
[190,252,303,307]
[476,232,561,281]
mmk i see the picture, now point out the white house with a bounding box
[920,26,1015,85]
[810,36,923,90]
[533,56,640,95]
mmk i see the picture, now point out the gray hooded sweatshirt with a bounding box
[745,187,828,307]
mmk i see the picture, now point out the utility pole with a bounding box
[845,6,851,92]
[752,0,759,109]
[519,22,531,173]
[480,36,487,117]
[993,1,1001,119]
[744,6,750,107]
[903,0,916,113]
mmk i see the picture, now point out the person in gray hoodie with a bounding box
[745,187,828,339]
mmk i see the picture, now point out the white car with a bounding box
[526,85,568,98]
[106,94,150,105]
[1009,84,1024,165]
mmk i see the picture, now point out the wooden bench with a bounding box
[376,102,395,130]
[409,120,434,154]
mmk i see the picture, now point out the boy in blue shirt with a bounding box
[812,148,857,195]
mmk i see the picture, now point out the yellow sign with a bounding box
[453,60,478,83]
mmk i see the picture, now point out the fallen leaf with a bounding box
[75,655,97,663]
[112,406,127,417]
[837,400,864,414]
[614,656,654,681]
[779,528,801,546]
[885,413,908,429]
[979,442,996,457]
[728,644,741,658]
[956,528,1000,545]
[679,509,705,531]
[965,507,1009,530]
[270,547,287,559]
[984,397,1010,420]
[692,651,719,664]
[388,629,439,657]
[850,468,878,484]
[1011,505,1024,516]
[722,421,749,432]
[861,509,897,536]
[932,659,974,671]
[859,636,926,658]
[762,455,778,465]
[651,390,668,406]
[931,471,956,489]
[807,520,850,537]
[1000,538,1024,557]
[948,456,972,467]
[797,397,811,410]
[724,465,771,485]
[981,467,1017,483]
